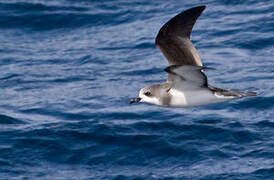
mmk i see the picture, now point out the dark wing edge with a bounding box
[155,6,206,66]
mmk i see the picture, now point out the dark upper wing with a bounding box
[155,6,206,66]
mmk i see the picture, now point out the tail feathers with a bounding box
[216,90,257,98]
[208,85,257,98]
[239,91,257,97]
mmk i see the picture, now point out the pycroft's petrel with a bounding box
[130,6,257,107]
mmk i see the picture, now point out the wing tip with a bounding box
[189,5,206,11]
[155,5,207,47]
[180,5,206,16]
[198,5,206,11]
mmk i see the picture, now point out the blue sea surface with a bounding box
[0,0,273,179]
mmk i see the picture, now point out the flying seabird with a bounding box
[130,5,257,107]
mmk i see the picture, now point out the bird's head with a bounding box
[130,84,166,106]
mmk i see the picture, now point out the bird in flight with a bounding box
[130,5,257,107]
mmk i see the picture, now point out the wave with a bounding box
[0,114,24,124]
[0,2,134,30]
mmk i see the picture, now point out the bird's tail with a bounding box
[208,85,257,98]
[236,91,257,97]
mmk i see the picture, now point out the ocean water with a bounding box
[0,0,273,179]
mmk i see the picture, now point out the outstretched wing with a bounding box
[155,6,206,66]
[165,65,211,90]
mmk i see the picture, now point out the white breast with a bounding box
[169,89,187,106]
[169,88,227,107]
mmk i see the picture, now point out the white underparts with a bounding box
[168,88,234,107]
[169,88,187,106]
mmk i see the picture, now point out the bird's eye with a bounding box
[144,92,151,96]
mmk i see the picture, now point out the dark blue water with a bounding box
[0,0,273,179]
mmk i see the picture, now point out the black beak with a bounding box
[130,97,141,104]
